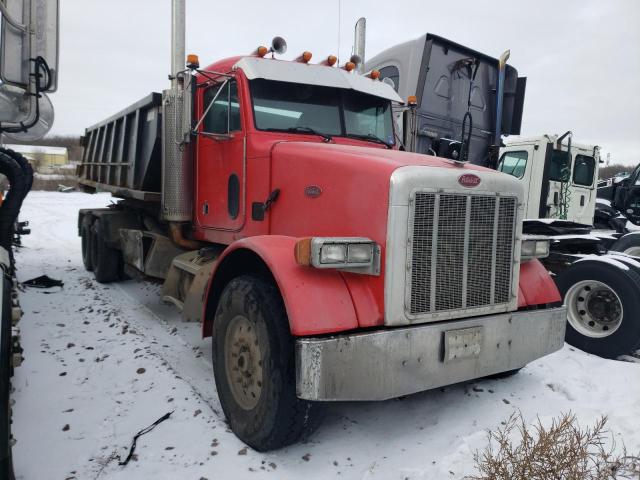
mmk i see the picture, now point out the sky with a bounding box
[45,0,640,165]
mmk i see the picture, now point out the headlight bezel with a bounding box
[295,237,381,275]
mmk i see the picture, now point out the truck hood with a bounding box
[267,141,509,241]
[272,141,493,174]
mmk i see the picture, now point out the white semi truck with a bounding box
[497,134,640,358]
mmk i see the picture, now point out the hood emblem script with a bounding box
[304,185,323,198]
[458,173,481,188]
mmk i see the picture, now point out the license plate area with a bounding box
[443,326,483,362]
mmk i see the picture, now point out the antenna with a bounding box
[337,0,341,64]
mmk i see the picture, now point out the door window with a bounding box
[498,150,528,179]
[572,155,595,186]
[203,80,241,134]
[549,150,571,182]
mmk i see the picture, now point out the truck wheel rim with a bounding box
[623,246,640,257]
[565,280,623,338]
[224,315,263,410]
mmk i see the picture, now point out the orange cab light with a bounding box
[344,61,356,72]
[255,45,268,57]
[294,238,312,266]
[326,55,338,66]
[297,51,313,63]
[370,69,381,80]
[407,95,418,106]
[186,54,200,69]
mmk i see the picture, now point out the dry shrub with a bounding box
[469,412,640,480]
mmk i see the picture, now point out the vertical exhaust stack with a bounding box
[162,0,193,227]
[171,0,186,88]
[353,17,366,74]
[493,50,510,146]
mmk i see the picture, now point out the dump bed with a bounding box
[78,93,162,201]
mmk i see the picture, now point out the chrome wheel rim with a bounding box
[565,280,623,338]
[224,315,263,410]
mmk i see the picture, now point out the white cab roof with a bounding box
[234,57,403,103]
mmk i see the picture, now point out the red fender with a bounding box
[518,259,561,307]
[202,235,358,337]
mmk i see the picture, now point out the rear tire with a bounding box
[90,219,120,283]
[555,259,640,358]
[1,274,15,480]
[212,275,322,451]
[80,218,93,272]
[610,232,640,257]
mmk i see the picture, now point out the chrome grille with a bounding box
[409,192,517,317]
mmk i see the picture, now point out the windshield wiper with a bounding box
[344,133,392,149]
[266,126,333,142]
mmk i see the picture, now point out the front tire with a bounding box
[212,275,321,451]
[555,259,640,358]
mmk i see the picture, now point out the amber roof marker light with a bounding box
[254,45,268,57]
[296,51,313,63]
[321,55,338,67]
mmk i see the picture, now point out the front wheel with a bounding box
[212,275,322,451]
[555,259,640,358]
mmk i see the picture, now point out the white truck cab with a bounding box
[498,134,600,225]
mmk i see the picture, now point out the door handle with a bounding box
[202,201,209,215]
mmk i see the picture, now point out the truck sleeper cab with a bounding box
[77,49,565,451]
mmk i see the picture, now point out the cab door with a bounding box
[568,154,597,225]
[497,145,536,218]
[195,78,245,231]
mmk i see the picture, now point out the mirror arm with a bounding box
[199,131,234,141]
[0,2,28,32]
[192,79,228,132]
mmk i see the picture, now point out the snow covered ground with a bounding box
[11,191,640,480]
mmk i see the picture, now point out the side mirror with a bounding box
[1,0,59,92]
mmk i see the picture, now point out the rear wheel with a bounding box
[212,275,322,451]
[80,218,93,272]
[1,274,15,480]
[90,219,120,283]
[610,232,640,257]
[555,259,640,358]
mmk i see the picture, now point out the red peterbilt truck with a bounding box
[76,31,566,448]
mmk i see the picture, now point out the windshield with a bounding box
[498,150,528,179]
[249,79,395,145]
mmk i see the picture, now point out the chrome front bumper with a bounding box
[295,307,566,401]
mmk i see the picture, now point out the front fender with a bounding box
[518,259,561,307]
[202,235,359,337]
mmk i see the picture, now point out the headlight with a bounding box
[294,237,380,275]
[521,236,550,261]
[319,243,348,264]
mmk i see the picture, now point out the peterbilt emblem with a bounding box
[458,174,481,188]
[304,185,322,198]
